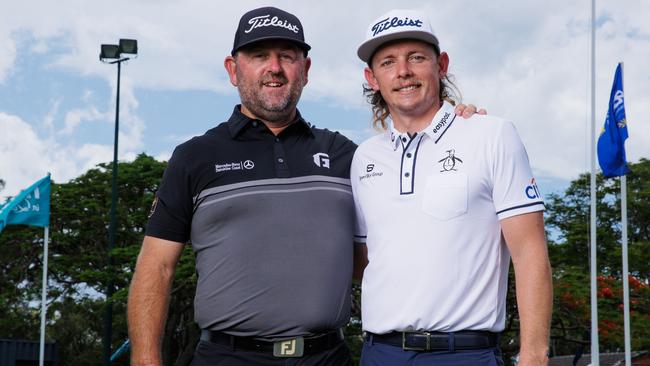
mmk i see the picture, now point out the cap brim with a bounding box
[357,31,439,63]
[232,36,311,55]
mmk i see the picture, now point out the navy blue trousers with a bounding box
[360,338,504,366]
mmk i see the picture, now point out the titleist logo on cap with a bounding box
[371,16,423,36]
[245,15,300,34]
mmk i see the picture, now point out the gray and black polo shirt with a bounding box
[146,106,357,339]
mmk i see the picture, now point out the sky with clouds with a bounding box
[1,0,649,199]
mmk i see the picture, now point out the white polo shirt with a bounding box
[351,101,544,334]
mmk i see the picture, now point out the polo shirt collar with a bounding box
[226,105,314,139]
[387,124,415,151]
[421,101,457,144]
[387,123,401,151]
[385,101,457,150]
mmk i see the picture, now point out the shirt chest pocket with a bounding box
[421,172,468,220]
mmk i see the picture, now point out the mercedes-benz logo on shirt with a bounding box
[243,160,255,169]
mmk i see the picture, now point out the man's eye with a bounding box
[410,55,425,62]
[280,54,296,62]
[380,59,394,67]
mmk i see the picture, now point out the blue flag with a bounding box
[0,174,51,233]
[597,63,630,178]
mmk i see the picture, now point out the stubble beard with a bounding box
[237,72,305,123]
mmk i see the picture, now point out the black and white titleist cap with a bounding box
[232,7,311,55]
[357,9,439,63]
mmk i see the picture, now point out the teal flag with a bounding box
[0,175,51,233]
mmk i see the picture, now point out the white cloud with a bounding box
[0,113,76,197]
[154,151,172,162]
[0,36,16,84]
[43,98,62,133]
[81,89,93,102]
[0,112,142,199]
[0,0,649,189]
[61,106,104,135]
[73,143,114,172]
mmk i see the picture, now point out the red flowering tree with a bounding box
[544,158,650,355]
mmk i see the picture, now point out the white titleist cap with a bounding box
[357,9,439,63]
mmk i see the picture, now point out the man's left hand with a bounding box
[454,104,487,118]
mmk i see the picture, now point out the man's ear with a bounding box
[438,52,449,78]
[364,66,379,91]
[302,56,311,86]
[224,56,238,86]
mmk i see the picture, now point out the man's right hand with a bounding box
[128,236,184,366]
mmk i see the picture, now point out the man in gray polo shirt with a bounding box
[128,7,358,365]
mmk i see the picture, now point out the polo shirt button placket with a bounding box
[400,135,418,195]
[273,136,290,178]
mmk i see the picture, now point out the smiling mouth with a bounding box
[394,83,421,92]
[263,81,284,87]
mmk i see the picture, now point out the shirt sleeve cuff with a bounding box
[496,201,545,220]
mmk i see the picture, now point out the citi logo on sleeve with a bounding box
[525,178,541,199]
[312,152,330,168]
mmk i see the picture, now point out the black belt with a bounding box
[200,329,344,357]
[367,330,499,352]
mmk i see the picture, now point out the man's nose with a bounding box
[396,59,412,78]
[266,55,283,73]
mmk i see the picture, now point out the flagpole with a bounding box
[620,174,631,365]
[589,0,600,364]
[619,61,632,366]
[38,226,49,366]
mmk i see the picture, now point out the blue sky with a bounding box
[1,0,649,199]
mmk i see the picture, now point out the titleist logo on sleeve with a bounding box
[245,15,300,34]
[371,16,423,36]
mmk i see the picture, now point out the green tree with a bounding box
[4,155,647,365]
[0,154,200,365]
[544,158,650,356]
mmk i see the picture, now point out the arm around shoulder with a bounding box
[353,242,368,283]
[501,211,552,366]
[128,235,185,366]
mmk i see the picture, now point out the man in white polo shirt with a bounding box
[351,9,552,366]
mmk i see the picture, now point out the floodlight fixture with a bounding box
[118,39,138,55]
[100,44,120,60]
[100,38,138,62]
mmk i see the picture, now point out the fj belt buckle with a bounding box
[273,336,304,357]
[402,331,431,351]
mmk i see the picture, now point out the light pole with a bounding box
[99,38,137,366]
